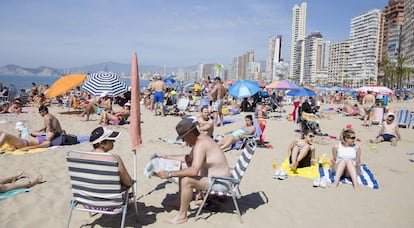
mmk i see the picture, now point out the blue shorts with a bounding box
[153,91,164,103]
[379,134,396,141]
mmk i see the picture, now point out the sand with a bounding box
[0,100,413,228]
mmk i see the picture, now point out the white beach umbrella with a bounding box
[82,72,128,97]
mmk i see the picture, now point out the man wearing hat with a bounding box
[156,118,230,224]
[209,77,227,127]
[369,112,401,146]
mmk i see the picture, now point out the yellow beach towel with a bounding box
[280,157,320,179]
[0,143,47,155]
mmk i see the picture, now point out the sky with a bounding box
[0,0,389,68]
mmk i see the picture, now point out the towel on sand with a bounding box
[0,188,31,200]
[0,143,47,155]
[280,157,320,179]
[319,164,379,189]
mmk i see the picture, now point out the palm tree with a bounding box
[394,54,410,89]
[379,56,394,88]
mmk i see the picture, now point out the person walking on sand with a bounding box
[156,118,230,224]
[362,90,375,127]
[151,75,166,117]
[209,77,227,127]
[0,171,43,193]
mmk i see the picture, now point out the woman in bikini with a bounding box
[98,103,131,125]
[288,129,316,171]
[0,130,49,151]
[217,114,256,151]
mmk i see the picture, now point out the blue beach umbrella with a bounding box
[287,88,317,97]
[163,77,176,88]
[228,80,260,98]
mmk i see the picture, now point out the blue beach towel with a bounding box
[76,135,90,143]
[216,117,242,126]
[0,188,31,200]
[319,164,379,189]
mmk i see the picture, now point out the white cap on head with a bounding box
[387,112,395,118]
[100,91,110,97]
[89,127,120,144]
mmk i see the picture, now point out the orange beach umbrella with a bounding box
[45,73,87,98]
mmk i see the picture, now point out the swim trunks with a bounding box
[212,99,223,112]
[153,91,164,103]
[209,178,230,192]
[379,133,396,141]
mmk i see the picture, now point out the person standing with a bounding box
[209,77,227,127]
[362,90,376,127]
[151,75,167,117]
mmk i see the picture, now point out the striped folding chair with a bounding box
[195,139,257,223]
[396,109,411,128]
[65,150,138,228]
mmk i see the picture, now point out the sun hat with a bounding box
[100,91,110,97]
[176,118,197,140]
[89,127,120,144]
[124,102,131,107]
[387,112,395,118]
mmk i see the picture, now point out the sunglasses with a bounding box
[387,118,393,121]
[308,135,315,138]
[347,136,356,140]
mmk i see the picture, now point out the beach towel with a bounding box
[0,143,47,155]
[76,135,90,143]
[319,164,379,189]
[0,188,31,200]
[280,157,320,179]
[216,117,242,126]
[159,137,184,145]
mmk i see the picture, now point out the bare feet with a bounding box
[163,214,188,224]
[391,140,397,146]
[12,171,24,183]
[289,162,298,171]
[28,174,43,187]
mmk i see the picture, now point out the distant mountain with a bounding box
[0,62,197,76]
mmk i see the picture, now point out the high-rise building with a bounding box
[266,35,282,82]
[303,32,323,85]
[348,9,382,87]
[229,50,255,80]
[328,40,350,86]
[289,2,307,81]
[401,0,414,67]
[380,0,405,63]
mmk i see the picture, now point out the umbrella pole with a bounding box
[133,150,137,198]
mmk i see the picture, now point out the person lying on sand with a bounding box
[0,171,43,193]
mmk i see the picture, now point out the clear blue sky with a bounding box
[0,0,388,68]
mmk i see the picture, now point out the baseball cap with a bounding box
[89,127,120,144]
[176,118,197,140]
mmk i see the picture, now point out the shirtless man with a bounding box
[209,77,227,127]
[362,90,376,127]
[30,105,63,147]
[197,106,214,137]
[369,112,401,146]
[151,76,166,117]
[156,118,230,224]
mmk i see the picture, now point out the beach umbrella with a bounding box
[353,86,394,95]
[303,85,318,91]
[45,73,87,98]
[228,80,260,98]
[267,80,300,89]
[163,77,176,88]
[130,52,142,196]
[287,88,317,97]
[82,71,128,97]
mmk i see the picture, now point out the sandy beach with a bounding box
[0,100,413,228]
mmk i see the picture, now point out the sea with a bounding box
[0,75,150,92]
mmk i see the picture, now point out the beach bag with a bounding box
[51,133,78,146]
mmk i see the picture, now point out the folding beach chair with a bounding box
[396,109,412,128]
[370,107,384,125]
[195,139,257,223]
[65,150,138,228]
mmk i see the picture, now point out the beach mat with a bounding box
[319,164,379,189]
[0,188,31,200]
[280,157,320,179]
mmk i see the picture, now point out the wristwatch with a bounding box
[167,171,173,179]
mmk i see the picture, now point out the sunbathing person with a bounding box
[7,98,23,114]
[216,114,256,151]
[0,171,43,193]
[0,130,50,151]
[288,129,316,171]
[155,118,230,224]
[331,129,361,190]
[369,112,401,146]
[98,103,131,125]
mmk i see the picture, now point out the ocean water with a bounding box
[0,75,149,91]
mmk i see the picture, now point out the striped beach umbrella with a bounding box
[82,72,128,97]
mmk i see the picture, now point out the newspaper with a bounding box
[144,154,181,178]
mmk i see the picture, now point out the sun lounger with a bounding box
[396,109,412,128]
